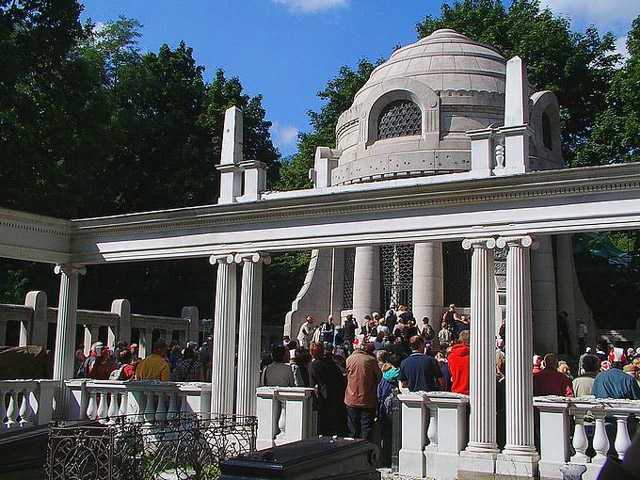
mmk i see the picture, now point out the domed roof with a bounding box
[355,29,506,101]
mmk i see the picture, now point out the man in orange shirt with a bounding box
[135,338,170,381]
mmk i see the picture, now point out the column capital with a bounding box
[234,252,271,265]
[462,237,496,250]
[496,235,539,250]
[54,263,86,276]
[209,253,235,265]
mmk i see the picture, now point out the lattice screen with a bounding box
[378,100,421,140]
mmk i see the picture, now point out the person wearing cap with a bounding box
[442,304,461,341]
[532,355,543,375]
[592,347,640,399]
[135,338,170,381]
[344,334,381,441]
[623,364,640,388]
[296,316,316,349]
[572,354,599,397]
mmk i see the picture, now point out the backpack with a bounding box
[75,357,95,378]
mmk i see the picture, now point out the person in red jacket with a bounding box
[533,353,574,397]
[448,330,470,394]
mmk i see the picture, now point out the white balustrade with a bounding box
[66,379,211,425]
[255,386,315,450]
[397,391,470,480]
[534,396,640,480]
[0,380,56,430]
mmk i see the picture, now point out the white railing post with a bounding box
[398,392,427,477]
[534,396,571,480]
[18,389,32,427]
[427,392,470,480]
[256,387,279,450]
[570,402,592,465]
[6,390,18,427]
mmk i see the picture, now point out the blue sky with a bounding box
[80,0,640,156]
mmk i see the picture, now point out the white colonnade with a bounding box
[352,246,380,321]
[210,251,269,417]
[459,238,499,478]
[412,241,444,331]
[496,236,539,478]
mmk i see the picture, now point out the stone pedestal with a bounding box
[235,252,270,417]
[412,241,444,332]
[210,254,237,416]
[352,246,380,322]
[460,238,498,479]
[25,291,48,348]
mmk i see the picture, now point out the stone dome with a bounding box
[331,29,507,186]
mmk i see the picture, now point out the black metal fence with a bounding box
[46,414,257,480]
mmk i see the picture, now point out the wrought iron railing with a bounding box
[46,413,257,480]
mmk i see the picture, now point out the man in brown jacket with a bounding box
[345,334,382,441]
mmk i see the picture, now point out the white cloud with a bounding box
[270,122,299,148]
[272,0,349,14]
[540,0,640,33]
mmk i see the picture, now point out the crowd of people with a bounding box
[74,337,207,382]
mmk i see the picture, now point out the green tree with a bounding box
[416,0,620,165]
[276,59,380,191]
[576,17,640,165]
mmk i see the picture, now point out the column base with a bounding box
[458,449,498,480]
[496,451,539,479]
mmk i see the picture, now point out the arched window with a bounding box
[377,100,421,140]
[542,111,553,150]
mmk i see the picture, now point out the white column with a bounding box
[460,238,498,478]
[352,246,380,321]
[496,236,540,478]
[412,241,444,332]
[139,327,152,358]
[182,306,200,343]
[52,264,86,382]
[18,320,29,346]
[209,254,237,416]
[531,235,558,354]
[235,252,270,417]
[112,299,131,345]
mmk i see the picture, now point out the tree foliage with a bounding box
[575,17,640,165]
[276,59,380,191]
[0,3,281,319]
[416,0,620,165]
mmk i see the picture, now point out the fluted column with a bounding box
[209,254,237,416]
[496,236,539,477]
[352,246,380,321]
[235,252,271,417]
[52,264,86,382]
[412,242,444,332]
[461,238,498,453]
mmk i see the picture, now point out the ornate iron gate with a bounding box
[443,241,472,307]
[343,247,356,309]
[46,414,257,480]
[380,244,414,309]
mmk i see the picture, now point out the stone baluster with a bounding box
[118,392,128,417]
[0,390,7,428]
[18,389,32,427]
[144,391,155,424]
[277,400,286,438]
[592,409,610,465]
[209,254,237,416]
[256,387,281,450]
[180,392,190,415]
[86,391,98,420]
[398,392,427,477]
[613,412,632,459]
[571,408,590,463]
[426,405,438,449]
[460,238,499,478]
[107,392,119,424]
[156,392,167,422]
[496,235,539,478]
[97,392,109,424]
[5,390,18,428]
[167,392,179,421]
[235,252,270,417]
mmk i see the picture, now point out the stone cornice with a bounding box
[70,163,640,239]
[0,208,72,237]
